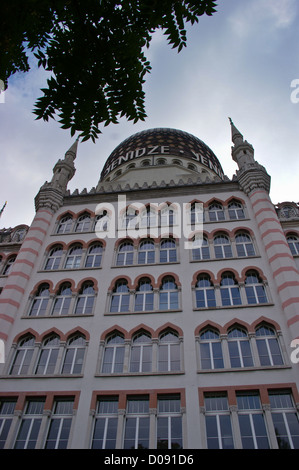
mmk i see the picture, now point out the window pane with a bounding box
[253,414,270,449]
[240,341,253,367]
[171,417,183,449]
[200,343,211,369]
[228,341,241,368]
[212,342,224,369]
[206,416,219,449]
[219,415,234,449]
[272,413,291,449]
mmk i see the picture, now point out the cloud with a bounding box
[228,0,297,38]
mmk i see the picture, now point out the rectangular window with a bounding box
[269,391,299,449]
[91,398,118,449]
[196,289,216,308]
[14,399,45,449]
[236,392,269,449]
[134,292,154,311]
[159,292,179,310]
[0,399,17,449]
[256,338,283,366]
[158,343,180,372]
[44,399,74,449]
[35,348,59,375]
[200,342,224,370]
[110,294,130,313]
[228,340,253,368]
[124,397,150,449]
[204,394,234,449]
[157,396,182,449]
[102,346,125,374]
[130,345,152,373]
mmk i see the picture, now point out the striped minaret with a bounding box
[0,140,78,352]
[0,208,54,342]
[230,119,299,347]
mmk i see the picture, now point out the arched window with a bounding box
[28,283,50,316]
[138,239,155,264]
[10,334,35,375]
[255,325,283,366]
[280,205,298,218]
[227,327,253,368]
[214,234,232,259]
[95,211,110,232]
[74,281,95,315]
[228,201,245,220]
[209,203,225,222]
[57,215,73,234]
[245,271,267,304]
[195,274,216,308]
[287,235,299,256]
[192,236,210,261]
[116,241,134,266]
[11,228,27,242]
[61,334,86,375]
[64,244,82,269]
[45,245,63,270]
[158,330,180,372]
[51,283,72,316]
[122,209,138,229]
[101,332,125,373]
[129,332,152,373]
[35,334,60,375]
[159,276,179,310]
[160,239,177,263]
[220,272,241,306]
[190,202,203,225]
[85,243,103,268]
[110,280,130,313]
[75,213,91,232]
[235,233,255,257]
[140,207,157,229]
[199,329,224,370]
[161,205,176,227]
[134,278,154,312]
[3,255,16,275]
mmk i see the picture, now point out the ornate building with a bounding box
[0,121,299,449]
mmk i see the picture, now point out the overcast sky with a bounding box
[1,0,299,229]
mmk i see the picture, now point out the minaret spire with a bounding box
[229,117,244,146]
[65,137,79,161]
[229,118,270,194]
[35,139,78,212]
[229,117,254,167]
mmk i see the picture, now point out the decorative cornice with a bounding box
[34,183,65,213]
[235,163,271,195]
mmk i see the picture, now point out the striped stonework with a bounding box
[250,189,299,341]
[0,208,53,345]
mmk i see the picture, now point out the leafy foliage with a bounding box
[1,0,217,141]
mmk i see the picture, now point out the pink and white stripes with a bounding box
[250,189,299,340]
[0,209,53,343]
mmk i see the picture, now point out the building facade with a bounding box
[0,122,299,449]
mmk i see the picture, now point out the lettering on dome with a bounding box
[102,144,224,180]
